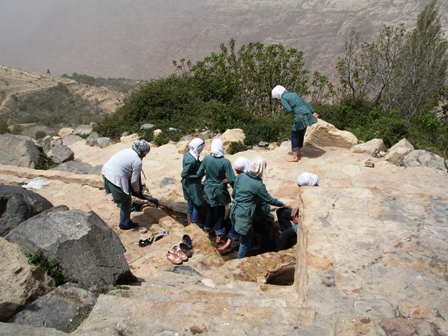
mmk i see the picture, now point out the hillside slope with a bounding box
[0,0,446,80]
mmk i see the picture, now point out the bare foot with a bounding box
[287,158,298,162]
[216,236,225,244]
[204,231,210,237]
[217,239,231,251]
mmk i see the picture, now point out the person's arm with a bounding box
[281,96,293,114]
[225,160,236,187]
[181,156,201,180]
[256,182,288,207]
[130,161,142,194]
[196,159,206,179]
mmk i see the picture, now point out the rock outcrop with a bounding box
[0,185,54,237]
[6,207,134,287]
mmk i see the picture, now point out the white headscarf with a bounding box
[132,140,150,157]
[211,138,224,158]
[247,157,267,180]
[271,85,286,100]
[233,157,251,173]
[188,138,205,160]
[297,172,319,186]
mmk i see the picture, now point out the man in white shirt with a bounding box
[101,140,150,230]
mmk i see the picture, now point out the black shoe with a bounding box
[179,243,193,258]
[119,221,139,230]
[138,239,152,247]
[182,234,193,250]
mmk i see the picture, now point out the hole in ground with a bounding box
[265,265,295,286]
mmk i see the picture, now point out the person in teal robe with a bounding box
[181,138,205,225]
[197,138,235,243]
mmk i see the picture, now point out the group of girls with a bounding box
[181,137,290,259]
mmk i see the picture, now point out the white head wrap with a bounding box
[297,172,319,186]
[247,157,267,180]
[132,140,150,157]
[271,85,286,100]
[233,157,251,173]
[188,138,205,160]
[211,138,224,158]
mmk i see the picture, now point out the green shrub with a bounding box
[27,250,64,286]
[0,119,8,134]
[36,152,58,170]
[228,141,249,154]
[35,131,47,140]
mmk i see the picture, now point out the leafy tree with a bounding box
[390,0,448,120]
[175,39,310,116]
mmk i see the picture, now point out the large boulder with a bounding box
[305,119,358,148]
[384,138,414,166]
[403,150,447,172]
[47,144,74,163]
[5,207,134,287]
[352,138,385,157]
[0,186,54,237]
[8,283,97,329]
[0,134,41,168]
[0,238,55,322]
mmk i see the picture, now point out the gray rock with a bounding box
[48,144,74,164]
[0,134,41,168]
[73,125,93,136]
[179,134,194,142]
[9,283,97,329]
[96,137,113,148]
[403,150,447,172]
[352,138,385,157]
[5,208,134,287]
[88,165,103,175]
[159,177,176,188]
[384,138,414,166]
[36,135,55,155]
[51,160,93,174]
[0,185,54,237]
[0,238,55,322]
[85,132,99,147]
[0,322,65,335]
[140,123,155,130]
[61,134,83,146]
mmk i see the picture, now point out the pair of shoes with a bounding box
[179,243,193,258]
[182,234,193,250]
[166,250,182,265]
[119,221,139,230]
[172,246,188,261]
[138,236,155,247]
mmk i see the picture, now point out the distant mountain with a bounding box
[0,0,447,80]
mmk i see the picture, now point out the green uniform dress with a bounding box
[231,172,284,236]
[181,152,202,207]
[281,92,317,131]
[197,155,235,207]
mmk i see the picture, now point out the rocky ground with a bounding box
[1,134,447,334]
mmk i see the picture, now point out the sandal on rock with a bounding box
[179,243,193,258]
[139,227,148,234]
[153,230,167,242]
[138,238,152,247]
[166,250,182,265]
[182,234,193,250]
[172,245,188,261]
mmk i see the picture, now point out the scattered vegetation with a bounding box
[94,1,447,158]
[27,250,64,286]
[62,73,141,94]
[36,152,59,170]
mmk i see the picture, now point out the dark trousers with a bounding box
[276,207,293,231]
